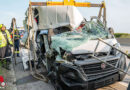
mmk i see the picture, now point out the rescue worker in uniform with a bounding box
[14,29,20,57]
[0,24,13,70]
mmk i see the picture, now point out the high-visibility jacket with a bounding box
[0,30,13,48]
[14,34,20,40]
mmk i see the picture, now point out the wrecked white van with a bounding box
[22,6,127,90]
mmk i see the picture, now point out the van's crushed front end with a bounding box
[23,5,127,90]
[57,53,126,89]
[50,21,127,89]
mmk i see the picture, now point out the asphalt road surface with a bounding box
[117,38,130,46]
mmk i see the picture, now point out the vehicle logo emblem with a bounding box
[101,63,106,69]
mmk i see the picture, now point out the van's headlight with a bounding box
[63,51,74,61]
[59,64,87,82]
[63,72,77,80]
[115,43,121,55]
[118,54,126,70]
[111,43,121,55]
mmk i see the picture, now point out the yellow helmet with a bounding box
[0,24,3,29]
[0,24,6,29]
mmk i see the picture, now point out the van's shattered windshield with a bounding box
[51,21,111,52]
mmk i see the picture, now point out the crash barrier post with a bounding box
[92,38,130,75]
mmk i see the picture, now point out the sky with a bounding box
[0,0,130,33]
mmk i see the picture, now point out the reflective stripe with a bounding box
[15,51,20,53]
[0,24,2,28]
[0,31,7,48]
[5,30,13,45]
[0,30,13,48]
[14,35,20,37]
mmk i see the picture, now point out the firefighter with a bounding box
[14,29,20,57]
[0,24,13,70]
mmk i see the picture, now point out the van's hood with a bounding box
[51,34,118,54]
[71,38,118,54]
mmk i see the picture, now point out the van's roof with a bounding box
[30,6,84,30]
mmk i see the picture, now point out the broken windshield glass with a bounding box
[51,21,111,53]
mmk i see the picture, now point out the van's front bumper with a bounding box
[58,55,126,89]
[60,70,125,90]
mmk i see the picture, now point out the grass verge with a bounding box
[114,33,130,38]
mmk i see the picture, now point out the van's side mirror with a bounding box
[108,27,114,35]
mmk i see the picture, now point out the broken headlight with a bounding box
[111,43,121,55]
[60,48,74,61]
[63,52,75,61]
[118,54,126,70]
[59,63,87,83]
[114,43,121,55]
[63,72,77,80]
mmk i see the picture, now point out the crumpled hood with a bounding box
[71,38,118,54]
[51,33,118,54]
[51,21,117,54]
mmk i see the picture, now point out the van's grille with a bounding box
[82,59,118,75]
